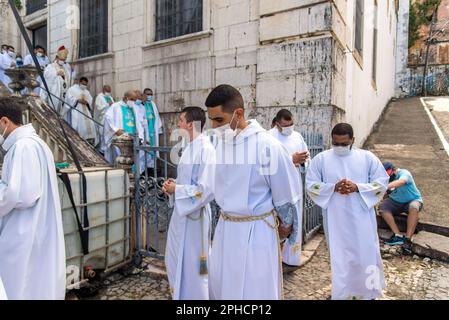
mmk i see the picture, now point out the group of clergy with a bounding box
[33,45,164,168]
[163,84,390,301]
[0,80,390,301]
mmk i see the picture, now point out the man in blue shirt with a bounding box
[379,162,423,255]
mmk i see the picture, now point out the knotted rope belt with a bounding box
[220,210,279,230]
[219,209,285,299]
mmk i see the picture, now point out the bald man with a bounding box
[102,90,144,163]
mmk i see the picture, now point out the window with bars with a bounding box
[79,0,108,59]
[155,0,203,41]
[354,0,364,58]
[26,0,47,15]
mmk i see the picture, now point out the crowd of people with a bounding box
[0,45,424,301]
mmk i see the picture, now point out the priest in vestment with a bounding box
[64,77,97,145]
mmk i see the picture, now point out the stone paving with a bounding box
[79,233,449,300]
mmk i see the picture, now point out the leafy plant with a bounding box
[409,0,441,48]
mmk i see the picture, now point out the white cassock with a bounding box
[103,101,144,164]
[269,128,308,266]
[165,134,215,300]
[0,124,66,300]
[0,277,7,300]
[40,62,70,112]
[64,84,98,143]
[0,53,14,88]
[94,93,114,125]
[95,93,115,148]
[23,54,49,95]
[135,101,163,170]
[24,54,50,67]
[306,148,389,300]
[210,120,302,300]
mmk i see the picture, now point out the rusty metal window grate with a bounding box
[355,0,364,57]
[79,0,108,59]
[26,0,47,15]
[155,0,203,41]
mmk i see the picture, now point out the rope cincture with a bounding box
[187,207,208,275]
[220,210,285,300]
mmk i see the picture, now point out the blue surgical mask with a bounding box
[135,99,143,106]
[147,96,153,102]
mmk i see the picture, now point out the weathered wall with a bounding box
[395,0,411,98]
[342,0,398,146]
[2,0,399,148]
[0,0,23,52]
[407,65,449,96]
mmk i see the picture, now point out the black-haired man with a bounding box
[306,123,389,300]
[269,109,309,267]
[0,98,66,299]
[206,84,301,300]
[379,162,423,255]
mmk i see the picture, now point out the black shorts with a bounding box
[378,198,423,216]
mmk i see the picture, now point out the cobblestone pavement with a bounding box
[80,235,449,300]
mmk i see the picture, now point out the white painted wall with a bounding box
[343,0,398,146]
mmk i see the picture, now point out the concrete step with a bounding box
[377,215,449,237]
[412,231,449,263]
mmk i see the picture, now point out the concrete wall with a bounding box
[395,0,411,98]
[0,0,23,52]
[341,0,398,146]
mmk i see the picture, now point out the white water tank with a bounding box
[58,167,131,289]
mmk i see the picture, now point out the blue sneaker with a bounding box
[385,234,405,246]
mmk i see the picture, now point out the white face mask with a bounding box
[214,111,239,142]
[280,125,294,136]
[0,122,9,146]
[79,84,88,90]
[127,100,135,108]
[8,51,16,59]
[105,92,112,97]
[332,145,352,157]
[57,60,65,66]
[36,52,44,58]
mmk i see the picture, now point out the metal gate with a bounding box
[134,131,324,260]
[301,132,325,243]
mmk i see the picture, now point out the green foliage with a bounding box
[409,0,441,48]
[14,0,22,11]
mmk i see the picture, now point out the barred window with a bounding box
[155,0,203,41]
[26,0,47,15]
[79,0,108,59]
[355,0,364,58]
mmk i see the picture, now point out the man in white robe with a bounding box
[64,77,97,145]
[0,46,16,88]
[206,85,302,300]
[40,46,72,112]
[269,109,309,267]
[0,277,7,300]
[136,88,163,174]
[103,90,144,164]
[0,98,66,300]
[94,85,114,150]
[306,123,389,300]
[163,107,215,300]
[24,45,49,96]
